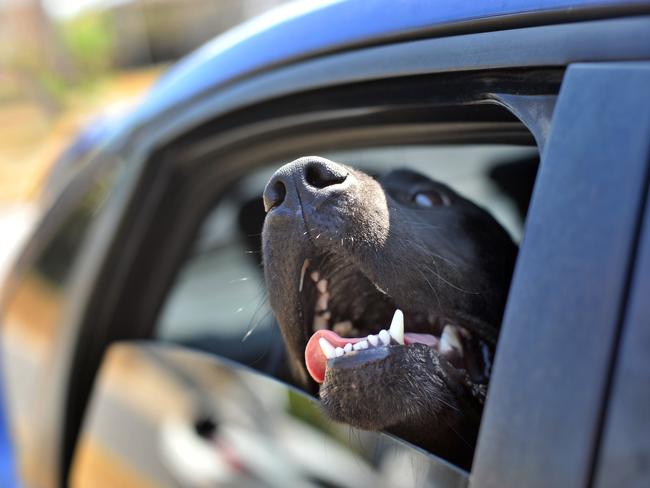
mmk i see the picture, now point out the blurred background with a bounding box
[0,0,289,277]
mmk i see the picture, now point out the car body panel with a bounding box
[142,0,650,121]
[122,14,650,161]
[84,0,650,143]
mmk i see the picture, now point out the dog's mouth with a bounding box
[296,257,494,388]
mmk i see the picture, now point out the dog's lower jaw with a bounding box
[319,344,482,470]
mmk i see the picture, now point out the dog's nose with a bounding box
[263,157,348,212]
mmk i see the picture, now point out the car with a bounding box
[2,1,650,487]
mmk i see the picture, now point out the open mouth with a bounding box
[298,258,494,387]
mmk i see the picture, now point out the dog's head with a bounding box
[261,156,516,467]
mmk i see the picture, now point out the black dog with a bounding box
[261,156,517,469]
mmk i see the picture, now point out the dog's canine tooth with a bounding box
[310,271,320,282]
[440,325,463,354]
[343,343,353,353]
[353,340,369,350]
[389,309,405,345]
[319,337,336,359]
[367,334,379,347]
[334,347,344,357]
[378,329,391,345]
[317,279,328,294]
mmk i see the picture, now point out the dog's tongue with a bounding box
[305,329,438,383]
[305,330,361,383]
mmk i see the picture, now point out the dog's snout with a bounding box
[263,157,348,212]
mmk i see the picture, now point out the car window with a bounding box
[155,144,537,364]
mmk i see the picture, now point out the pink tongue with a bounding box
[305,329,439,384]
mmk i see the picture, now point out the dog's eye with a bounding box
[413,190,449,207]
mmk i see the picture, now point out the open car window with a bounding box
[155,144,537,356]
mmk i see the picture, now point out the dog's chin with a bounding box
[321,344,461,430]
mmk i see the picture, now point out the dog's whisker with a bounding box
[421,263,476,294]
[417,268,442,311]
[241,280,271,342]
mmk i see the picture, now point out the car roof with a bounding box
[132,0,645,122]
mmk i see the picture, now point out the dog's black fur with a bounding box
[262,156,517,469]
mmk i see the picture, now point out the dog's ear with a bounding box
[489,155,539,222]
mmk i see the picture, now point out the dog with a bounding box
[261,156,517,469]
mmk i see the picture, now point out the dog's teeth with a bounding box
[319,338,336,358]
[315,292,329,312]
[334,347,344,357]
[317,279,328,294]
[440,325,463,354]
[388,309,405,345]
[367,334,379,347]
[378,329,391,345]
[343,343,353,353]
[353,340,368,350]
[310,271,320,282]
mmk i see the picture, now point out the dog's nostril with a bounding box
[305,161,347,189]
[264,180,287,212]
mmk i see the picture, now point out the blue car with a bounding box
[2,1,650,486]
